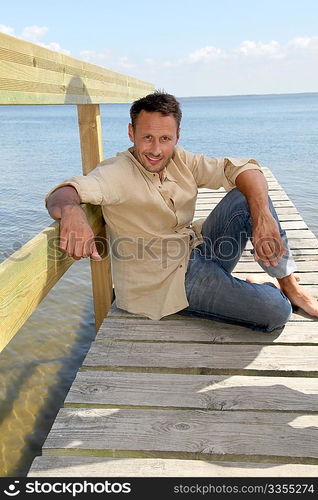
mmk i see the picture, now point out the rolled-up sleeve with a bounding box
[223,157,263,189]
[179,148,263,190]
[45,164,118,208]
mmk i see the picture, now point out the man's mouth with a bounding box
[145,154,162,165]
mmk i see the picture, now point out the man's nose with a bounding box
[149,139,162,156]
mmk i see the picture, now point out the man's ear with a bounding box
[128,123,134,142]
[176,128,180,143]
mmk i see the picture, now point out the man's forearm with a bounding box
[46,185,81,220]
[235,168,286,266]
[235,169,270,220]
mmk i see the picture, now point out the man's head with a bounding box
[130,91,182,131]
[128,91,182,177]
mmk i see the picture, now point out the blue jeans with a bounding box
[182,188,296,332]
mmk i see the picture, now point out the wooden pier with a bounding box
[27,169,318,477]
[1,32,317,479]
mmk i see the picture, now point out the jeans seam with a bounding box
[219,209,250,239]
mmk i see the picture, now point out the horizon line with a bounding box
[176,91,318,99]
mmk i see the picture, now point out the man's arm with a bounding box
[235,169,286,267]
[46,186,101,260]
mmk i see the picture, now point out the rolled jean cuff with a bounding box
[257,232,297,279]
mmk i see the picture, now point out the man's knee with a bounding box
[225,187,249,210]
[265,292,292,332]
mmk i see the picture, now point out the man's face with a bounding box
[128,110,180,176]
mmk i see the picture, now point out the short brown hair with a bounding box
[130,90,182,130]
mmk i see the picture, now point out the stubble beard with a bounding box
[132,148,174,174]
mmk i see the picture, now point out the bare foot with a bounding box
[277,274,318,318]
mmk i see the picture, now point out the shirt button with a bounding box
[179,264,183,268]
[158,186,162,189]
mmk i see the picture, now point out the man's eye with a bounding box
[161,136,170,142]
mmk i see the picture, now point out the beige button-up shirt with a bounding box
[46,146,262,320]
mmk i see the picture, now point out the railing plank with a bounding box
[0,205,103,352]
[0,33,154,104]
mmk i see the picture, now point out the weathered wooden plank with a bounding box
[290,310,318,321]
[280,221,308,229]
[234,261,318,273]
[196,192,290,202]
[27,455,318,477]
[107,301,318,323]
[196,201,296,210]
[196,191,291,201]
[241,250,318,258]
[245,238,318,249]
[96,318,318,345]
[64,371,318,412]
[82,341,318,376]
[0,33,154,104]
[198,184,284,194]
[42,408,318,463]
[195,207,300,217]
[194,211,304,222]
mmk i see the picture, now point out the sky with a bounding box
[1,0,318,97]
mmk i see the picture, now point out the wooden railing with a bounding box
[0,32,154,352]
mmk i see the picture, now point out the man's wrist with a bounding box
[59,203,83,219]
[247,196,271,220]
[250,206,272,221]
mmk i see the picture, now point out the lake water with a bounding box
[0,93,317,476]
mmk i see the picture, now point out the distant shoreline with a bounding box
[178,91,318,100]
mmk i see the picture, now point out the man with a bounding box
[46,91,318,331]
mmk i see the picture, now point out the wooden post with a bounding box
[77,104,113,331]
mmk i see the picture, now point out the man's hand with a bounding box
[252,211,286,267]
[235,169,286,267]
[59,204,102,261]
[46,185,102,261]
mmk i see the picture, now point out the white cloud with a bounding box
[21,25,48,42]
[237,40,282,58]
[0,24,15,35]
[142,35,318,96]
[183,36,318,66]
[79,49,112,63]
[21,25,71,55]
[40,42,71,55]
[80,49,135,72]
[187,45,224,63]
[288,36,318,49]
[0,24,71,55]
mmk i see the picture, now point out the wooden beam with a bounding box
[77,104,113,331]
[0,205,103,352]
[0,33,154,105]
